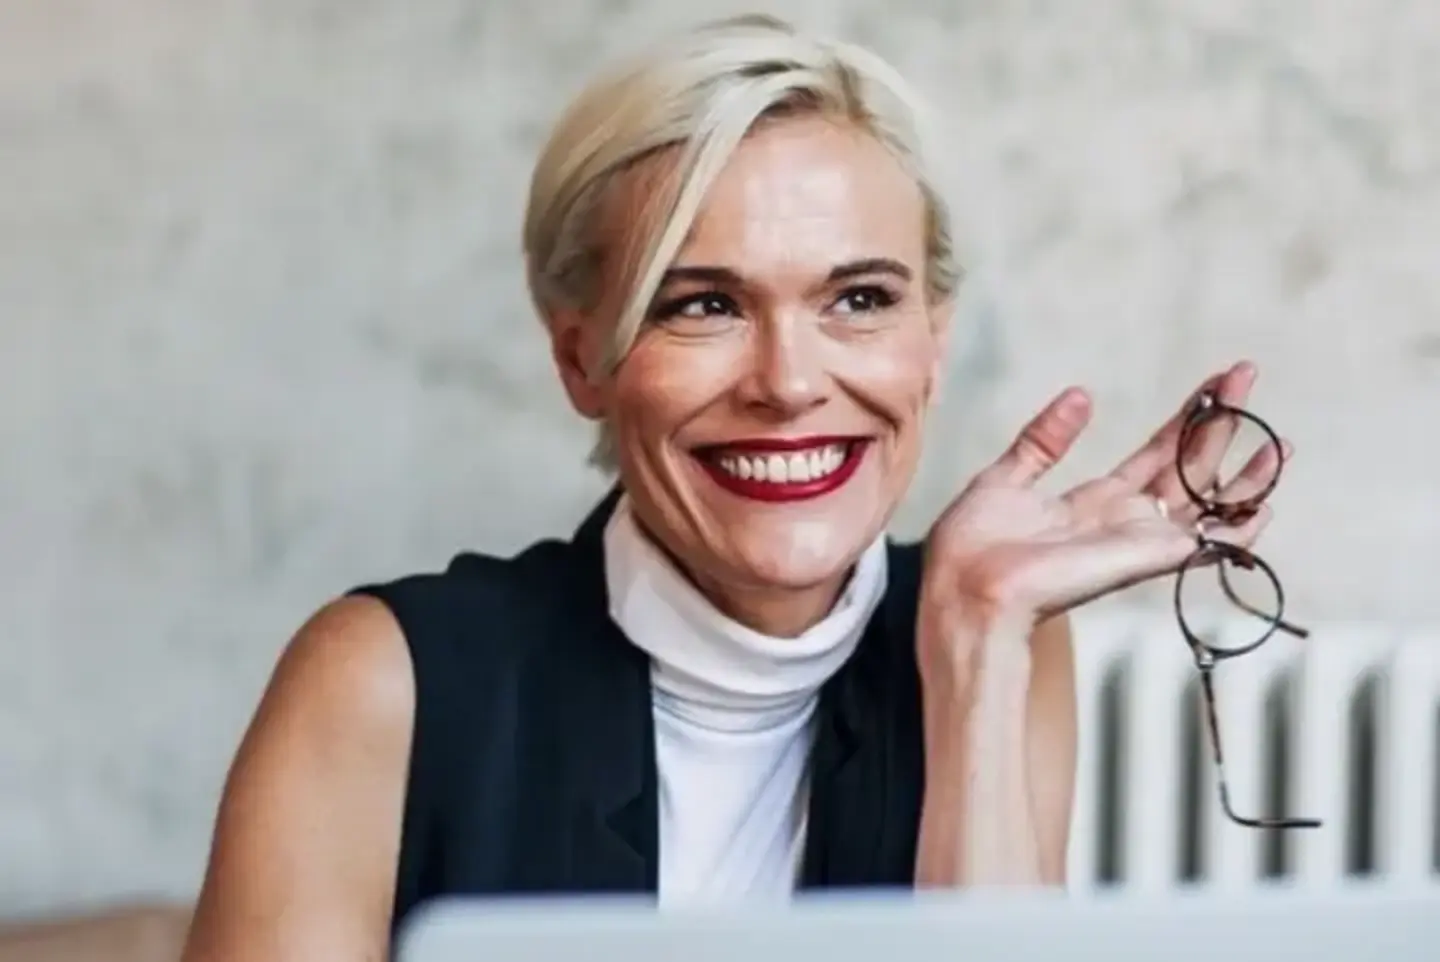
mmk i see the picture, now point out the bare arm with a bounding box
[914,606,1076,887]
[181,596,414,962]
[913,365,1262,887]
[1024,614,1078,882]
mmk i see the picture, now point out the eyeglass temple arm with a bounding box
[1215,557,1309,640]
[1196,665,1322,829]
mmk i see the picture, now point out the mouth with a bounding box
[692,435,870,503]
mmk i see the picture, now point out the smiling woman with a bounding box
[180,14,1291,962]
[558,110,949,633]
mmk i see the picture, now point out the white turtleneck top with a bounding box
[603,497,889,905]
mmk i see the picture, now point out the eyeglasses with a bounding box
[1171,390,1321,830]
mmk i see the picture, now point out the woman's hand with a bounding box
[911,361,1292,888]
[922,360,1288,632]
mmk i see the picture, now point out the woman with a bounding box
[181,14,1285,961]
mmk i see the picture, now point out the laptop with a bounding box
[397,882,1440,962]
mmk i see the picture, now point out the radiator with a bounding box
[1065,605,1440,893]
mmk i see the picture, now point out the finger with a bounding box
[1190,509,1308,639]
[1169,508,1272,595]
[1170,361,1258,500]
[1176,438,1291,526]
[1108,368,1233,491]
[1062,474,1127,515]
[1065,477,1177,530]
[1023,523,1196,615]
[1196,502,1272,552]
[988,387,1093,486]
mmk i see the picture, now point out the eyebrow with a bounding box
[659,257,914,288]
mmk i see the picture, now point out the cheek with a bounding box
[608,339,730,439]
[837,325,943,421]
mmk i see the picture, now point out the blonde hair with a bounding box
[522,14,960,468]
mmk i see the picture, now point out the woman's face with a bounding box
[556,115,950,634]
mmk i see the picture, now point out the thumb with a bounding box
[988,387,1093,486]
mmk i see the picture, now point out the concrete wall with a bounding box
[0,0,1435,918]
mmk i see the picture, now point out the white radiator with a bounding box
[1065,605,1440,893]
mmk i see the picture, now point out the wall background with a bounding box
[0,0,1434,918]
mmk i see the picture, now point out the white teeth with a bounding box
[713,443,852,485]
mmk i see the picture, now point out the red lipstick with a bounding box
[694,436,869,503]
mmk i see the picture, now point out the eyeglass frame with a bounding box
[1170,390,1321,831]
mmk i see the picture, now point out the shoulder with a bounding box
[189,535,597,955]
[353,537,574,616]
[251,595,416,769]
[237,536,586,754]
[185,597,415,960]
[256,536,574,733]
[347,537,580,667]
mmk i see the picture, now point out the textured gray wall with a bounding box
[1,0,1435,918]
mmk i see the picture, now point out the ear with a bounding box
[548,309,607,420]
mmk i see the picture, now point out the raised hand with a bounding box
[922,361,1290,623]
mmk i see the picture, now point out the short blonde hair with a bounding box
[522,14,960,468]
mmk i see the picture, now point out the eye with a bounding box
[650,291,741,322]
[832,284,899,315]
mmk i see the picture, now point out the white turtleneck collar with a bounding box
[602,495,889,903]
[603,495,889,733]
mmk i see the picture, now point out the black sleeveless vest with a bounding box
[351,490,927,934]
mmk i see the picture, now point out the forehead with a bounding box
[616,115,921,282]
[672,116,926,277]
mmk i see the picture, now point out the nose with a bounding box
[734,314,829,417]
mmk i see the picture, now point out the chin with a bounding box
[722,519,875,592]
[679,444,896,591]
